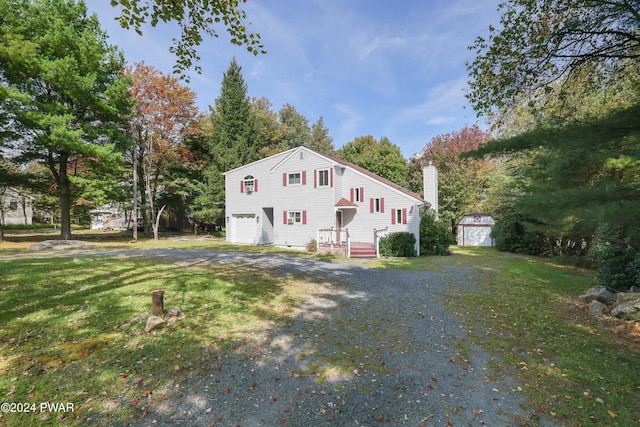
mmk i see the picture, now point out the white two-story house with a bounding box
[224,146,437,257]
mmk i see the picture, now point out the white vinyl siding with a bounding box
[224,146,423,252]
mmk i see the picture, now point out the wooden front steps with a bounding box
[350,242,377,258]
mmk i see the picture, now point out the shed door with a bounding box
[232,214,256,244]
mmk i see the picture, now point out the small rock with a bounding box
[145,316,165,332]
[630,285,640,294]
[166,316,181,326]
[136,312,151,323]
[588,300,607,318]
[165,307,184,318]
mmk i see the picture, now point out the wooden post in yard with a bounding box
[152,290,164,316]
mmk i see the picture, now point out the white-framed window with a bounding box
[288,211,301,224]
[243,175,255,192]
[284,210,307,225]
[9,201,18,211]
[374,198,381,213]
[288,172,301,185]
[318,169,329,187]
[396,209,403,224]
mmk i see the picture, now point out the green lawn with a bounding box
[0,244,638,426]
[429,247,640,426]
[0,252,318,425]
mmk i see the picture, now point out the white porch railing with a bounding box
[317,228,351,257]
[373,227,389,258]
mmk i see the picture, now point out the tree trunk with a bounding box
[154,205,166,241]
[132,146,138,242]
[143,132,154,238]
[0,188,5,241]
[57,155,72,240]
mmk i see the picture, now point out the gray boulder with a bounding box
[577,286,617,306]
[588,300,608,318]
[611,298,640,321]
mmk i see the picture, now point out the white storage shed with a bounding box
[457,213,495,246]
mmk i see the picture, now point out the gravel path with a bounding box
[2,247,559,426]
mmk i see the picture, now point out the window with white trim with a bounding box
[318,169,329,187]
[288,211,301,224]
[9,200,18,211]
[396,209,403,224]
[243,175,254,192]
[374,198,381,213]
[288,172,301,185]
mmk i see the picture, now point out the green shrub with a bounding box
[419,208,455,256]
[490,213,547,255]
[590,224,640,291]
[379,232,417,257]
[306,238,317,253]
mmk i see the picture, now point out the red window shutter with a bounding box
[254,179,258,192]
[402,208,407,224]
[380,198,385,213]
[330,169,333,187]
[391,209,396,225]
[314,170,317,188]
[360,187,364,201]
[283,211,287,224]
[283,173,287,186]
[369,198,374,213]
[240,180,244,193]
[350,188,354,202]
[302,171,307,185]
[302,210,307,225]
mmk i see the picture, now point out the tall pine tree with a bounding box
[309,116,335,154]
[0,0,133,240]
[193,58,257,226]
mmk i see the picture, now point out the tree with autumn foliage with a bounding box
[409,125,495,231]
[127,62,200,239]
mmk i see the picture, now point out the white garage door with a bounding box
[232,214,256,244]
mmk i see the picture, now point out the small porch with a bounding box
[316,227,389,258]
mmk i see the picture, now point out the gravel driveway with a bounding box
[3,247,558,426]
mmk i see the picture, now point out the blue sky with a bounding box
[89,0,502,158]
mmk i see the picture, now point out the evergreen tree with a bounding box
[309,116,335,154]
[195,58,256,226]
[278,104,311,150]
[0,0,133,240]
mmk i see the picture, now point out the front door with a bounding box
[336,211,343,243]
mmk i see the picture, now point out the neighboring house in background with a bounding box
[89,203,133,230]
[224,146,438,257]
[0,187,34,226]
[456,213,495,246]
